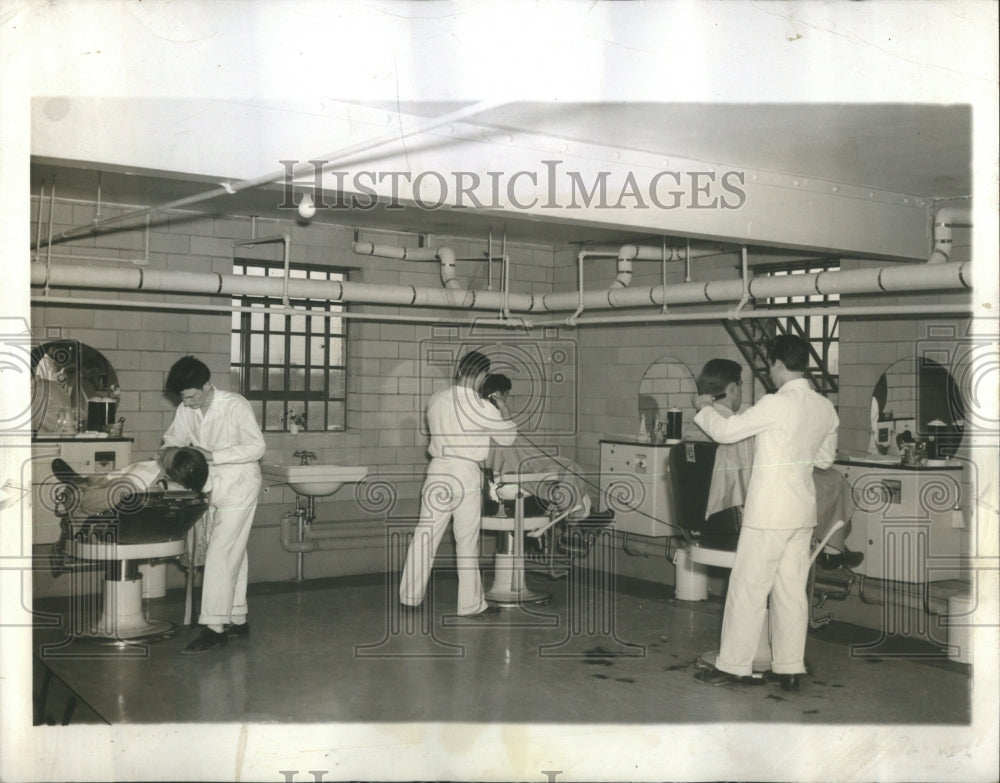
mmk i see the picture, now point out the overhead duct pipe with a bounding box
[926,206,972,264]
[584,244,720,262]
[32,258,971,314]
[352,241,469,290]
[611,248,633,289]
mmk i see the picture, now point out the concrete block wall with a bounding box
[30,196,569,590]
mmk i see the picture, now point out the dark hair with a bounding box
[481,373,512,398]
[165,356,211,394]
[455,350,490,382]
[163,447,209,492]
[697,359,742,396]
[767,334,810,373]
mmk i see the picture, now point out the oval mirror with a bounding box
[30,341,119,434]
[868,356,965,457]
[637,356,698,440]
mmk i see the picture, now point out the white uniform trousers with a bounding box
[199,463,261,626]
[716,526,812,676]
[399,458,488,616]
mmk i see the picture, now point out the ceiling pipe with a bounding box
[352,240,506,291]
[532,302,973,328]
[31,258,971,314]
[926,206,972,264]
[31,295,528,327]
[33,294,969,328]
[438,246,460,290]
[585,243,721,262]
[611,249,633,289]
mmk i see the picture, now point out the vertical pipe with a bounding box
[34,183,44,255]
[501,231,510,319]
[487,230,493,291]
[568,250,586,324]
[661,238,669,314]
[281,235,291,307]
[44,185,56,296]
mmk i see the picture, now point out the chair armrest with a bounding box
[525,503,584,538]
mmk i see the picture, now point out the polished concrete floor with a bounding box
[32,557,971,726]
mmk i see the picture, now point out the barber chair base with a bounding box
[696,608,773,673]
[69,539,184,647]
[76,577,179,646]
[485,553,551,607]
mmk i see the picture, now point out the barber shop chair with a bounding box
[667,442,843,671]
[480,471,611,607]
[53,474,208,645]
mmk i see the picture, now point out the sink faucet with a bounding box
[293,450,317,466]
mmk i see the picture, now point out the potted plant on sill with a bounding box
[286,410,307,435]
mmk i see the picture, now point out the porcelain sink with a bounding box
[261,464,368,497]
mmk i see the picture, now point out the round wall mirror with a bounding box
[637,356,698,440]
[30,341,119,434]
[868,356,965,457]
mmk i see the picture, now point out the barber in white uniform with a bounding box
[400,351,517,616]
[163,356,266,655]
[691,335,838,690]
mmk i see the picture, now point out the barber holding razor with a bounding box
[690,335,838,690]
[399,351,517,617]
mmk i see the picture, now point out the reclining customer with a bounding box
[481,373,593,522]
[52,447,209,516]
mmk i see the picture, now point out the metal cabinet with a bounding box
[599,439,680,537]
[835,459,967,583]
[31,437,133,544]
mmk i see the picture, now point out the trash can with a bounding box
[139,562,167,599]
[673,545,709,601]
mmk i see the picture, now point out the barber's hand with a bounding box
[693,394,716,411]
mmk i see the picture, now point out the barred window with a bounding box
[230,259,348,431]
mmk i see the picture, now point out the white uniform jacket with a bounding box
[693,378,838,530]
[162,387,266,473]
[426,385,516,463]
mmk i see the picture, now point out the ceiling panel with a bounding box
[32,102,971,251]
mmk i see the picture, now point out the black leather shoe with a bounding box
[694,667,764,687]
[764,671,802,691]
[179,626,228,655]
[225,622,250,639]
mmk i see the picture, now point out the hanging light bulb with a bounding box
[297,192,316,220]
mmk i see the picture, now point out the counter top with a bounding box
[835,456,963,471]
[32,435,133,443]
[600,437,682,448]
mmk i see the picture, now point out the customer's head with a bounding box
[455,350,490,388]
[166,356,212,408]
[767,334,810,385]
[158,447,209,492]
[480,373,512,409]
[697,359,743,411]
[481,373,512,404]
